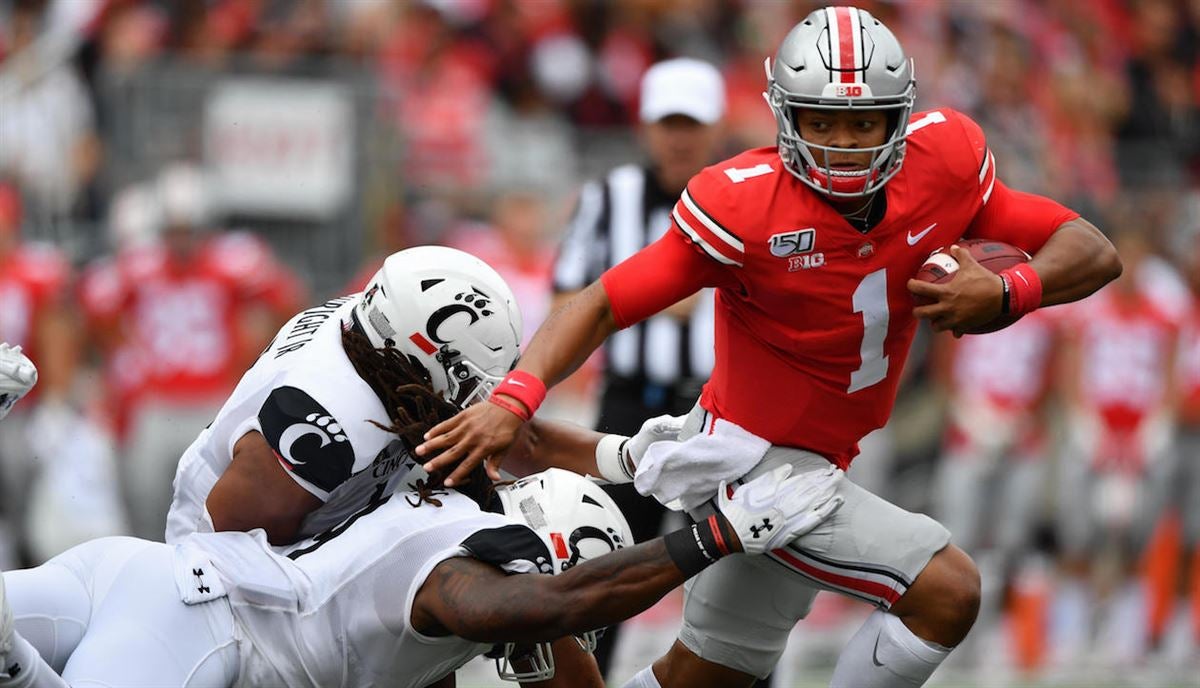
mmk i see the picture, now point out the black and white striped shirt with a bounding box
[552,163,714,384]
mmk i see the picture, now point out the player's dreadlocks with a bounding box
[341,325,495,508]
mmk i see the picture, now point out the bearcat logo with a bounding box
[259,386,354,493]
[424,288,495,345]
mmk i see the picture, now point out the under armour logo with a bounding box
[193,568,210,594]
[748,519,774,539]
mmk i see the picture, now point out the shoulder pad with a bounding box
[672,150,779,267]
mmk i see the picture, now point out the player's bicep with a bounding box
[963,179,1079,256]
[600,228,736,328]
[207,430,321,544]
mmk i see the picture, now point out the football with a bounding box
[913,238,1032,334]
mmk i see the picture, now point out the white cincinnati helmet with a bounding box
[765,5,916,198]
[492,468,633,681]
[353,246,522,408]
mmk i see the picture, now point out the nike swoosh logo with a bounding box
[872,634,886,667]
[906,223,937,246]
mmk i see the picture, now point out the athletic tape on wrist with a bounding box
[663,513,737,578]
[999,263,1043,316]
[491,371,547,418]
[595,434,634,484]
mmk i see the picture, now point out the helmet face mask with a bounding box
[491,468,634,681]
[353,246,522,410]
[764,6,916,199]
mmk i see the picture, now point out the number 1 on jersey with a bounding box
[848,269,889,393]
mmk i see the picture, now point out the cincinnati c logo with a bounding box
[425,289,494,344]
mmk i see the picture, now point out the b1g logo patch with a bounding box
[260,386,354,493]
[768,229,816,258]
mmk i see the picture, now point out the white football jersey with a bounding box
[181,488,554,688]
[167,296,421,543]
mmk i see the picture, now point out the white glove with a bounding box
[717,464,844,555]
[624,413,687,469]
[0,343,37,421]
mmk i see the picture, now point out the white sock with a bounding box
[621,666,663,688]
[1048,578,1090,665]
[829,610,951,688]
[1099,581,1147,665]
[0,635,68,688]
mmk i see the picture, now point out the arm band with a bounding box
[488,394,532,422]
[490,371,547,419]
[595,434,634,484]
[998,263,1043,316]
[662,513,739,578]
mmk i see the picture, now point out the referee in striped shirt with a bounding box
[553,58,765,683]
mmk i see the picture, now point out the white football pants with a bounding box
[3,536,239,687]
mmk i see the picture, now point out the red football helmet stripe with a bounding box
[550,532,569,560]
[408,332,437,355]
[827,7,860,83]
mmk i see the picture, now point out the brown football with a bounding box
[913,238,1032,334]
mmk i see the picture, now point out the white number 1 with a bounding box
[723,163,774,184]
[847,268,890,393]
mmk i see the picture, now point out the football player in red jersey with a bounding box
[417,7,1121,688]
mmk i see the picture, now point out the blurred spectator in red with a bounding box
[446,188,556,347]
[377,1,495,197]
[79,163,304,539]
[0,0,102,220]
[0,180,79,566]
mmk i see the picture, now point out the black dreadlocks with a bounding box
[341,326,496,509]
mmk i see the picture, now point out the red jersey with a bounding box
[948,308,1058,413]
[0,242,70,363]
[1066,288,1178,431]
[80,231,302,405]
[601,109,1077,467]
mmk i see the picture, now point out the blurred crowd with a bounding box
[2,0,1200,685]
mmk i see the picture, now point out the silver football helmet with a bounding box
[353,246,522,408]
[492,468,634,681]
[765,6,916,198]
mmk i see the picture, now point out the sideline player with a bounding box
[1052,229,1179,667]
[0,344,844,688]
[417,7,1122,688]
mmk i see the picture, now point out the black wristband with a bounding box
[1000,273,1012,315]
[663,513,738,578]
[617,438,635,481]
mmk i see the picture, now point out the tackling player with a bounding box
[417,7,1122,688]
[165,244,534,546]
[0,343,844,688]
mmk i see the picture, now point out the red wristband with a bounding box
[999,263,1043,316]
[491,371,547,418]
[488,394,532,422]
